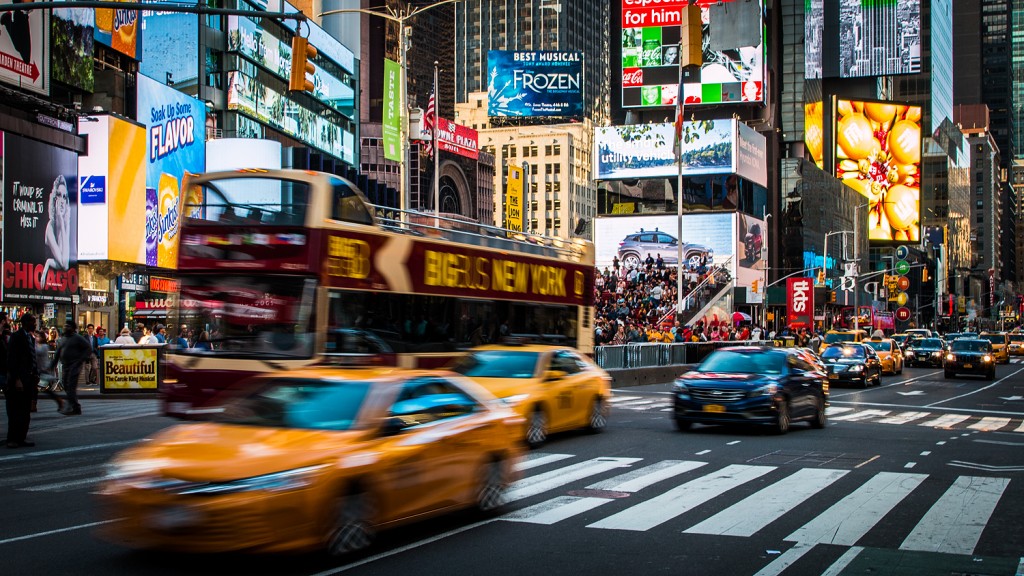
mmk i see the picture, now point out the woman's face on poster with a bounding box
[54,180,68,216]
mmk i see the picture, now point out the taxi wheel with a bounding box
[673,416,692,431]
[476,459,507,513]
[987,370,996,380]
[586,397,607,433]
[810,396,827,429]
[774,399,790,435]
[897,362,904,375]
[327,490,375,556]
[526,407,548,448]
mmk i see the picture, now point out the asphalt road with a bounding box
[2,361,1023,576]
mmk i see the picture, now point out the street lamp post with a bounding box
[761,209,771,331]
[851,201,870,334]
[318,0,465,223]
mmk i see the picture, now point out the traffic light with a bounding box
[289,36,318,93]
[680,3,703,67]
[751,279,759,293]
[828,290,836,303]
[817,269,826,285]
[922,267,929,282]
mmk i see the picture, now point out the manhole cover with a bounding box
[567,489,631,499]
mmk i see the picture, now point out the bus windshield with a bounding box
[171,275,317,359]
[183,177,312,226]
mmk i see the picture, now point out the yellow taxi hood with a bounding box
[118,423,369,482]
[465,377,537,399]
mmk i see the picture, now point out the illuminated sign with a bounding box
[101,347,158,390]
[487,51,584,117]
[149,276,180,293]
[95,1,140,59]
[506,165,524,232]
[787,277,813,328]
[834,99,921,244]
[0,1,49,95]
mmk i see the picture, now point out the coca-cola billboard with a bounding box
[787,277,814,329]
[622,68,643,87]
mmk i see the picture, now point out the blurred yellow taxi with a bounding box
[864,337,904,375]
[450,344,613,447]
[97,367,524,555]
[980,332,1010,364]
[819,330,868,355]
[1008,333,1024,356]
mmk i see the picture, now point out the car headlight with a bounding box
[502,393,531,407]
[753,383,779,397]
[672,380,691,398]
[176,465,330,495]
[983,355,992,363]
[932,351,943,356]
[946,353,955,361]
[905,350,915,356]
[848,365,864,373]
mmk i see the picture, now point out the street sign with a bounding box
[895,260,910,275]
[895,245,909,260]
[895,307,912,321]
[897,276,910,291]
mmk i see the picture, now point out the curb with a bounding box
[607,364,695,388]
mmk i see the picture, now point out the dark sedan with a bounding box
[904,338,947,367]
[944,339,996,380]
[671,347,828,435]
[820,344,883,388]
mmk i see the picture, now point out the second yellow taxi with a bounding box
[450,344,613,447]
[980,332,1010,364]
[864,337,904,375]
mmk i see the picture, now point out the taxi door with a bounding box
[545,350,593,430]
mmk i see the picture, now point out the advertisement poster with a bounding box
[506,165,524,232]
[787,277,814,329]
[487,50,584,117]
[52,6,94,91]
[137,74,206,269]
[834,99,921,244]
[77,115,147,264]
[681,0,764,105]
[594,213,730,272]
[382,58,401,162]
[0,0,49,95]
[2,133,79,303]
[94,0,140,60]
[594,120,733,180]
[140,6,198,88]
[101,347,158,390]
[435,117,478,160]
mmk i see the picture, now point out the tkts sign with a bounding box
[787,277,814,328]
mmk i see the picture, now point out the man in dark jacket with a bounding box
[55,321,92,416]
[5,313,39,447]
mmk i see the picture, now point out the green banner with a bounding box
[383,58,402,162]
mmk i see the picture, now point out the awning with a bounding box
[133,309,167,318]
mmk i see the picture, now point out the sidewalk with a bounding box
[73,383,160,400]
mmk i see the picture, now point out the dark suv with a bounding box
[617,229,713,270]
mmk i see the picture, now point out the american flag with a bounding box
[423,87,436,135]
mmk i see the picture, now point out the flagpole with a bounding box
[432,61,440,229]
[675,71,685,318]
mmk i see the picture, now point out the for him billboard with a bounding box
[487,50,584,117]
[136,74,206,269]
[0,0,49,95]
[834,99,921,244]
[2,133,79,303]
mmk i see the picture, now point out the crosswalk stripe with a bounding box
[900,475,1010,555]
[1015,421,1024,433]
[877,412,931,425]
[753,542,815,576]
[830,410,891,422]
[684,468,849,537]
[607,396,641,403]
[586,464,775,532]
[969,417,1011,431]
[820,546,866,576]
[824,407,854,415]
[505,457,642,503]
[610,399,661,407]
[785,472,927,545]
[515,453,573,472]
[919,414,972,428]
[586,460,707,492]
[503,495,613,525]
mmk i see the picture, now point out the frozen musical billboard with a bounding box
[487,50,584,117]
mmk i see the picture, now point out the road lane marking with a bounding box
[586,464,775,532]
[22,476,103,492]
[695,450,711,455]
[0,519,121,546]
[607,396,641,403]
[926,367,1024,407]
[920,451,931,456]
[0,441,136,462]
[830,409,890,422]
[936,441,946,445]
[586,460,706,492]
[829,401,1024,417]
[821,547,866,576]
[829,373,935,399]
[506,457,641,502]
[948,460,1024,471]
[786,472,926,545]
[753,542,814,576]
[877,411,931,425]
[969,417,1011,431]
[684,468,848,537]
[824,407,853,415]
[904,462,916,469]
[503,496,612,525]
[28,411,161,435]
[515,453,573,472]
[919,414,971,428]
[726,441,741,445]
[900,475,1009,555]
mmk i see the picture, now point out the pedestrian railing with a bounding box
[593,340,772,369]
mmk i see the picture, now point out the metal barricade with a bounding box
[593,340,777,370]
[594,345,626,369]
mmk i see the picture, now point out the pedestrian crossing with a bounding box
[608,395,1024,433]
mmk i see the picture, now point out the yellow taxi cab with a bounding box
[450,344,613,447]
[1008,333,1024,356]
[819,330,869,355]
[979,332,1010,364]
[96,367,524,555]
[864,337,904,375]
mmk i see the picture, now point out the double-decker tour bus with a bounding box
[835,306,895,333]
[162,169,595,417]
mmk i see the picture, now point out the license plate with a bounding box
[703,404,726,413]
[829,374,838,380]
[964,364,972,369]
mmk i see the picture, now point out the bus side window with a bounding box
[332,182,374,225]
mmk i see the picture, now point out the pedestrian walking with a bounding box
[85,323,100,384]
[54,321,91,416]
[114,327,136,345]
[34,330,63,412]
[5,313,40,448]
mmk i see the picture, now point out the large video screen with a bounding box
[834,99,921,244]
[487,50,584,117]
[810,0,921,79]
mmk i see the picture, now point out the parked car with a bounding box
[616,229,714,270]
[904,338,947,367]
[864,338,904,375]
[820,343,883,388]
[944,339,996,380]
[979,332,1010,364]
[671,346,828,434]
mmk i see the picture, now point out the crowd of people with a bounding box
[592,255,748,345]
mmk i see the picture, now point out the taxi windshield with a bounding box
[1010,335,1024,343]
[214,378,372,430]
[981,334,1007,344]
[865,340,891,352]
[821,345,866,359]
[950,340,990,353]
[450,351,539,378]
[697,350,785,375]
[824,333,857,344]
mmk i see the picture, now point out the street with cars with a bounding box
[1,341,1023,576]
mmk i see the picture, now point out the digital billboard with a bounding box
[487,51,584,117]
[52,6,94,91]
[0,0,49,95]
[94,0,140,60]
[594,119,767,187]
[834,99,921,244]
[621,0,764,108]
[3,133,79,302]
[140,6,198,89]
[77,115,148,264]
[137,74,207,269]
[810,0,921,79]
[804,101,825,169]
